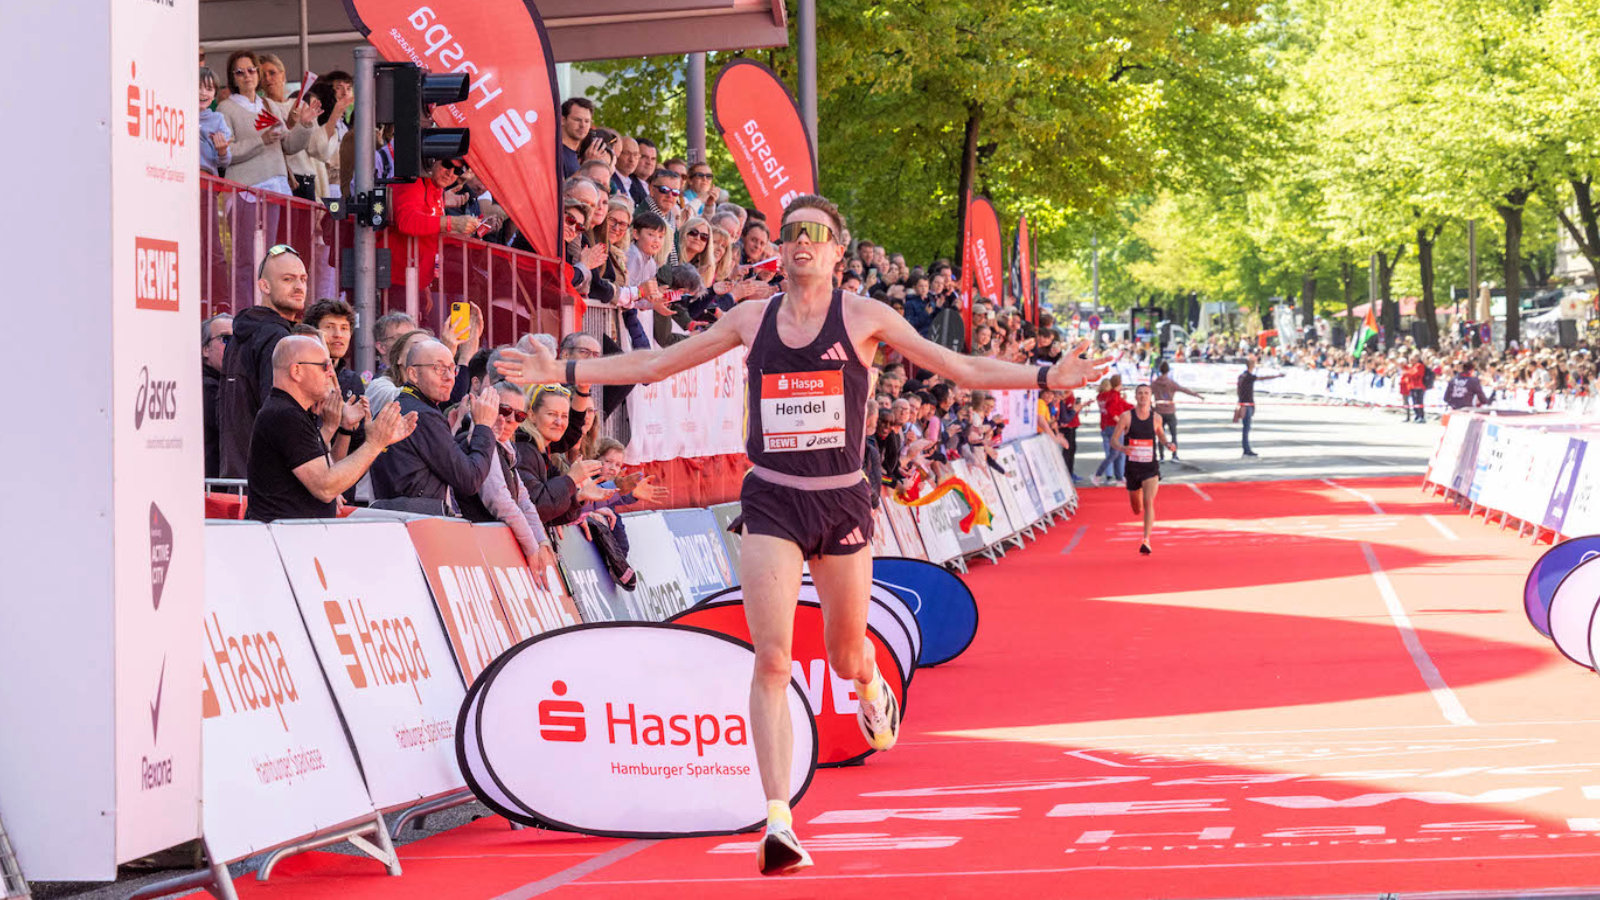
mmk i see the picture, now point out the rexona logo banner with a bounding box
[672,593,908,767]
[458,623,816,837]
[871,557,979,667]
[712,60,818,226]
[269,521,467,807]
[201,523,376,863]
[344,0,560,258]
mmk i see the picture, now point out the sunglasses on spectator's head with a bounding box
[497,404,528,423]
[530,384,572,404]
[779,220,836,245]
[257,243,301,278]
[654,186,681,197]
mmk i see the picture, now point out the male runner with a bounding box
[496,194,1110,875]
[1150,360,1201,461]
[1112,384,1175,554]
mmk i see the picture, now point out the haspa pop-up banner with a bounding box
[458,623,817,837]
[712,59,818,225]
[672,593,908,767]
[344,0,561,258]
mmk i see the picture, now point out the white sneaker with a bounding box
[757,820,814,876]
[857,673,901,751]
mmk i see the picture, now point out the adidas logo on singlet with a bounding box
[821,342,849,362]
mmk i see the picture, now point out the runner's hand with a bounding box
[1049,340,1113,390]
[494,344,562,387]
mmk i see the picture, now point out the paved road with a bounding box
[1071,395,1440,486]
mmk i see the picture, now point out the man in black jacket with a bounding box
[371,338,500,513]
[217,246,307,477]
[201,313,233,478]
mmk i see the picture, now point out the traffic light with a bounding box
[375,62,470,182]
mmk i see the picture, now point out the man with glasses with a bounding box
[219,244,308,478]
[245,336,417,522]
[643,169,685,265]
[496,193,1111,875]
[371,339,502,515]
[201,313,233,478]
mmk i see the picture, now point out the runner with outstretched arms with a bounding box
[497,194,1110,875]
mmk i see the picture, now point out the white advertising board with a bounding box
[993,443,1044,527]
[624,348,746,464]
[619,512,698,621]
[269,521,468,808]
[201,524,377,862]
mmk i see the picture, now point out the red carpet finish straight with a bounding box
[226,477,1600,899]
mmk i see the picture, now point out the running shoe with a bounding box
[1139,543,1152,555]
[757,820,814,876]
[858,675,901,751]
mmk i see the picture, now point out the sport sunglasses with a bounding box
[778,220,837,245]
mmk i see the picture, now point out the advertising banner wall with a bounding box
[201,524,377,863]
[111,0,205,864]
[869,503,902,557]
[620,512,698,620]
[344,0,562,258]
[711,60,818,226]
[1427,413,1470,488]
[953,459,1013,547]
[883,498,928,561]
[1564,447,1600,536]
[912,492,970,565]
[461,624,817,837]
[270,521,467,808]
[1021,435,1071,511]
[474,524,582,639]
[1450,416,1487,497]
[660,509,737,603]
[625,348,746,464]
[992,390,1039,443]
[994,443,1044,527]
[407,518,518,685]
[552,524,636,623]
[708,501,745,576]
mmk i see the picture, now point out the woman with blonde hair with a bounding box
[511,384,616,528]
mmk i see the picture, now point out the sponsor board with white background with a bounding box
[269,521,468,808]
[201,523,378,863]
[1428,411,1600,541]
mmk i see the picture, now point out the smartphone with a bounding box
[448,302,471,341]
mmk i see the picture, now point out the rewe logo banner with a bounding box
[458,623,816,837]
[344,0,560,259]
[712,60,818,226]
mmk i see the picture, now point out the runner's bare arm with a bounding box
[1110,410,1132,456]
[495,302,759,387]
[864,301,1111,390]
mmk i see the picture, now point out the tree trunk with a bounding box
[1378,245,1406,349]
[1416,224,1442,349]
[1557,176,1600,286]
[954,102,982,263]
[1300,271,1317,344]
[1340,257,1356,340]
[1499,188,1529,349]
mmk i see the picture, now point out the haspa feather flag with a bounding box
[343,0,560,259]
[967,197,1003,310]
[959,188,974,338]
[712,60,818,225]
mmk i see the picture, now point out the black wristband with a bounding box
[571,388,591,397]
[1037,364,1052,390]
[336,425,359,437]
[566,359,577,385]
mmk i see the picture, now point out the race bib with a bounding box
[760,370,847,453]
[1128,438,1155,464]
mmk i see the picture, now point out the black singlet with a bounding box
[744,289,870,479]
[1125,407,1158,467]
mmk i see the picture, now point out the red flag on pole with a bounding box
[712,60,818,226]
[344,0,561,259]
[967,196,1003,308]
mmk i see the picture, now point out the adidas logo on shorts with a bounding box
[839,526,866,546]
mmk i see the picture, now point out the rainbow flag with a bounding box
[893,472,994,533]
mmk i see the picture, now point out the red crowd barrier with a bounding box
[199,174,566,348]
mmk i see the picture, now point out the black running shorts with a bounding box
[1125,461,1160,492]
[730,474,874,559]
